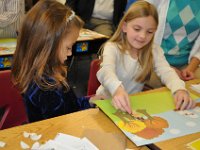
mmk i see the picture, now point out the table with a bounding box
[0,80,199,150]
[72,28,108,56]
[0,29,108,70]
[0,108,149,150]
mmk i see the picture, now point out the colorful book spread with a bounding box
[0,38,16,68]
[0,38,16,55]
[95,91,200,146]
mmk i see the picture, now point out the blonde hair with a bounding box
[100,1,158,82]
[12,0,84,93]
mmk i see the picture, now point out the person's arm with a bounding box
[181,57,200,80]
[182,33,200,80]
[97,42,131,113]
[97,42,122,96]
[187,57,200,72]
[35,89,75,119]
[153,45,196,110]
[112,85,131,113]
[0,0,21,27]
[77,96,91,109]
[153,45,186,93]
[24,86,83,122]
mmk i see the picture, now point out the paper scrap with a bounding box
[191,84,200,93]
[0,141,6,148]
[20,141,30,149]
[38,133,99,150]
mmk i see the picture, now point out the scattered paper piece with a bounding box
[39,140,77,150]
[20,141,30,149]
[21,131,98,150]
[82,137,99,150]
[0,141,6,148]
[23,131,29,138]
[31,141,40,149]
[30,133,42,141]
[21,131,42,149]
[191,84,200,93]
[54,133,83,149]
[23,131,42,141]
[39,133,99,150]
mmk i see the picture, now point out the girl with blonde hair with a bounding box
[96,1,196,114]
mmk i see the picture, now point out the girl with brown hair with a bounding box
[12,0,103,122]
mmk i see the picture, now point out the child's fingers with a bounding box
[175,97,182,110]
[180,99,189,110]
[112,98,126,112]
[124,97,132,114]
[119,95,131,114]
[112,96,131,113]
[186,99,196,109]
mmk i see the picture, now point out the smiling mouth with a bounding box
[135,39,145,43]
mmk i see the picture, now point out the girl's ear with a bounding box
[122,21,127,33]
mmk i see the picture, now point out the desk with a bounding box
[0,108,149,150]
[1,81,198,150]
[72,29,108,56]
[0,29,108,70]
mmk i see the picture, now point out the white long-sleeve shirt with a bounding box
[0,0,25,38]
[96,42,186,98]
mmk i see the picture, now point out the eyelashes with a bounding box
[66,47,72,51]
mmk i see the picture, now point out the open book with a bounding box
[95,91,200,146]
[0,38,16,56]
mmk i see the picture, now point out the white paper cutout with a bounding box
[20,141,30,149]
[0,141,6,148]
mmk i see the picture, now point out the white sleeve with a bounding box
[153,45,186,94]
[0,0,21,28]
[97,43,122,96]
[189,34,200,61]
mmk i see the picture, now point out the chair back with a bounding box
[0,70,28,129]
[87,59,101,95]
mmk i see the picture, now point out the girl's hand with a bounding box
[89,94,106,107]
[173,90,196,110]
[181,68,195,81]
[172,67,185,80]
[112,86,132,114]
[89,94,105,101]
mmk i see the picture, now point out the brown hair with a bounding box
[100,0,158,82]
[12,0,84,93]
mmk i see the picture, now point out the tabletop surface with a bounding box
[0,108,149,150]
[0,80,199,150]
[0,29,109,56]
